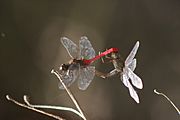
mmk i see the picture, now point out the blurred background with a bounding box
[0,0,180,120]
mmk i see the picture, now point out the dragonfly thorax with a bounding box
[111,52,124,72]
[72,59,86,66]
[59,59,86,72]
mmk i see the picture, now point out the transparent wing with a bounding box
[58,65,79,89]
[127,79,140,103]
[121,73,129,88]
[58,70,76,89]
[79,36,95,59]
[61,37,79,59]
[121,73,140,103]
[125,41,139,66]
[128,58,136,71]
[127,67,143,89]
[78,66,95,90]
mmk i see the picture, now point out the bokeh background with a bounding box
[0,0,180,120]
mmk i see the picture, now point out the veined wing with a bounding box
[78,66,95,90]
[79,36,95,60]
[121,73,129,88]
[61,37,79,59]
[125,41,139,66]
[121,73,140,103]
[58,65,79,89]
[128,58,136,71]
[127,67,143,89]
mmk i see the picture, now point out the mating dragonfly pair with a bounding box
[57,36,143,103]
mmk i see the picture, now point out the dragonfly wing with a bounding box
[79,36,95,59]
[125,41,139,66]
[127,67,143,89]
[58,70,76,89]
[61,37,79,59]
[121,72,129,88]
[127,79,140,103]
[121,73,139,103]
[78,66,95,90]
[58,65,79,89]
[128,58,136,71]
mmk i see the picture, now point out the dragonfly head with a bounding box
[111,52,119,59]
[59,64,69,71]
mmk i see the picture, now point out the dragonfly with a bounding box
[58,36,118,90]
[99,41,143,103]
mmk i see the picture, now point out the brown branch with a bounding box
[6,95,65,120]
[154,89,180,115]
[51,69,87,120]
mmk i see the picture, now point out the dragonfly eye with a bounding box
[59,66,63,71]
[72,59,77,63]
[59,64,68,71]
[111,52,120,59]
[111,53,116,58]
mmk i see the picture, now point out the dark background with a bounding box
[0,0,180,120]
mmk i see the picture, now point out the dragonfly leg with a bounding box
[98,51,105,63]
[108,69,119,77]
[95,69,119,79]
[95,70,109,79]
[98,51,113,64]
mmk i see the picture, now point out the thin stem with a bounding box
[23,95,83,118]
[51,69,87,120]
[154,89,180,115]
[6,95,64,120]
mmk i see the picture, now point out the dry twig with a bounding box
[154,89,180,115]
[6,95,64,120]
[6,69,87,120]
[51,69,87,120]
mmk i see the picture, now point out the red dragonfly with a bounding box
[58,36,118,90]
